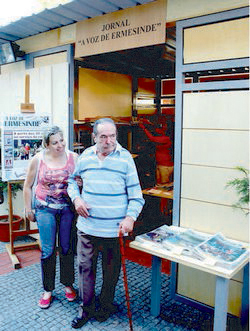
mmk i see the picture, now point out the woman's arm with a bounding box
[139,123,171,145]
[71,151,83,188]
[23,156,39,222]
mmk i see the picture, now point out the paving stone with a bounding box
[0,252,234,331]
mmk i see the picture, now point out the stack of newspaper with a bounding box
[135,225,249,269]
[193,233,248,269]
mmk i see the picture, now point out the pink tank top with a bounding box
[35,151,75,205]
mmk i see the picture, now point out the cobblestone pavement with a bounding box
[0,239,244,331]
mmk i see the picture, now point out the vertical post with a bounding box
[127,131,132,152]
[131,76,138,120]
[155,77,161,115]
[241,263,249,327]
[214,276,229,331]
[25,74,30,103]
[151,255,162,316]
[67,44,75,151]
[7,182,14,254]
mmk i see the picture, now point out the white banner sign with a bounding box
[1,113,51,181]
[75,1,166,57]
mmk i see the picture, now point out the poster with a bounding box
[1,113,50,181]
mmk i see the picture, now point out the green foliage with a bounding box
[226,167,249,215]
[0,178,23,198]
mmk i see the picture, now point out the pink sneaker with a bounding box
[38,294,52,309]
[65,288,77,302]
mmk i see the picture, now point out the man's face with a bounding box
[94,122,117,155]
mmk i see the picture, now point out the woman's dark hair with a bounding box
[43,126,63,147]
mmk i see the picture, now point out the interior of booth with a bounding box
[73,24,176,235]
[70,13,250,316]
[72,22,249,236]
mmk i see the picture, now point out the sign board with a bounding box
[1,113,51,181]
[75,1,166,58]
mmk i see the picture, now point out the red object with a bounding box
[0,249,40,275]
[0,215,22,242]
[124,240,170,274]
[119,232,133,331]
[65,289,77,302]
[38,295,53,309]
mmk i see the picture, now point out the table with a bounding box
[142,183,173,199]
[130,237,249,331]
[142,185,173,216]
[6,181,40,269]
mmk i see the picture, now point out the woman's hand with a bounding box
[75,176,83,188]
[26,210,36,222]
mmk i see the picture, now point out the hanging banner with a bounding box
[1,113,51,181]
[75,1,166,58]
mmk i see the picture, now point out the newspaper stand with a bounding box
[130,226,250,331]
[5,180,40,269]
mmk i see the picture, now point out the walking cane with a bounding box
[119,231,133,331]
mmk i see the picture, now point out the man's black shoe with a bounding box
[71,315,89,329]
[95,308,110,322]
[107,303,118,314]
[95,304,118,322]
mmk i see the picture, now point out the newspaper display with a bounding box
[194,233,248,269]
[137,225,208,256]
[135,225,249,269]
[1,113,50,181]
[136,225,173,249]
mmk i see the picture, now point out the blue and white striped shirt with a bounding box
[67,143,145,237]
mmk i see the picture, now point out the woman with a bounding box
[139,117,174,185]
[24,126,79,309]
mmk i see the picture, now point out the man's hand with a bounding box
[74,197,91,217]
[119,216,135,235]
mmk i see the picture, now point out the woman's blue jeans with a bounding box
[35,202,76,292]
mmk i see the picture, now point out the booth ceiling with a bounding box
[0,0,175,78]
[0,0,156,45]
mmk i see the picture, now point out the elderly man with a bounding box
[68,118,144,328]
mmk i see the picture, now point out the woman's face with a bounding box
[47,133,66,154]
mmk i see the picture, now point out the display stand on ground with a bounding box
[130,227,249,331]
[6,181,40,269]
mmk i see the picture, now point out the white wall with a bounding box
[177,77,249,319]
[0,63,69,216]
[0,62,69,145]
[166,0,248,22]
[181,91,249,240]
